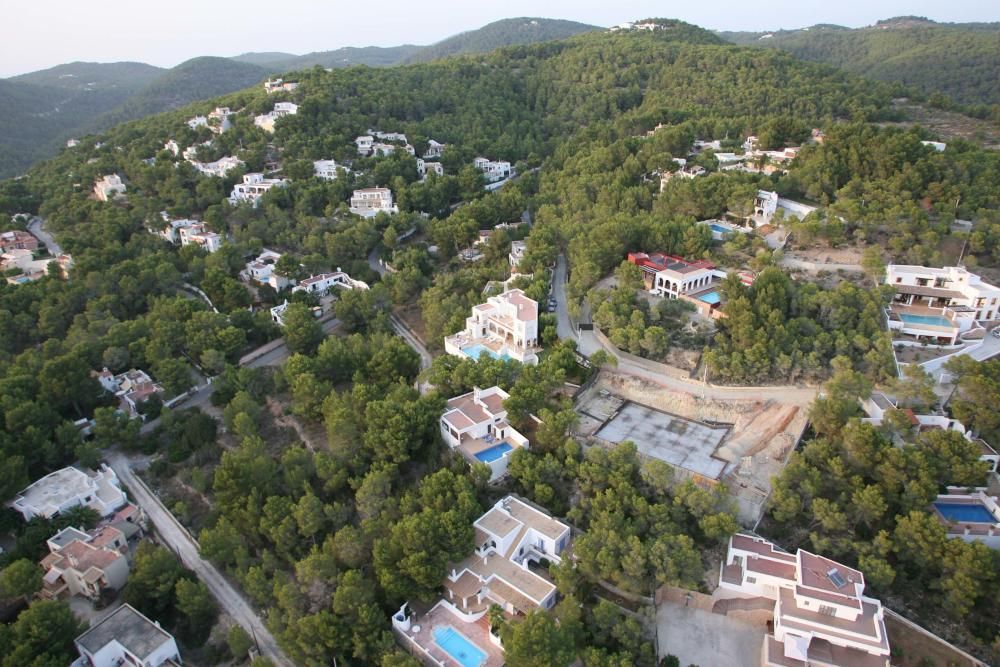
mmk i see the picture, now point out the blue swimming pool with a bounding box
[433,626,486,667]
[710,223,731,234]
[899,313,953,328]
[698,291,721,305]
[475,442,513,463]
[934,502,996,524]
[462,344,512,362]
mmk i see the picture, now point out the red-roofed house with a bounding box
[719,533,891,667]
[627,252,728,318]
[40,525,129,601]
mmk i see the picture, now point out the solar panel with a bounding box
[827,568,847,588]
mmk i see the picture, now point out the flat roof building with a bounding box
[74,604,181,667]
[10,465,127,522]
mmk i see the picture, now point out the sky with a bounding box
[3,0,998,77]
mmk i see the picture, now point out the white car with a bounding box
[993,328,1000,339]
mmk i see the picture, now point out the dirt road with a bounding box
[107,453,295,667]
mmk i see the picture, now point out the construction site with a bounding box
[574,371,809,525]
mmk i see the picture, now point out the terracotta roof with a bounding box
[476,508,520,538]
[798,550,864,595]
[747,556,797,581]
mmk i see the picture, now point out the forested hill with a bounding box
[2,19,1000,666]
[404,17,599,63]
[91,57,270,129]
[718,17,1000,105]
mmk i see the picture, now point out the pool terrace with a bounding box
[886,304,960,343]
[457,428,526,481]
[394,601,504,667]
[931,492,1000,548]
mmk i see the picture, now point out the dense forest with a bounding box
[720,17,1000,106]
[0,17,998,665]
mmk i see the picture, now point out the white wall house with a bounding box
[95,368,165,418]
[178,222,223,253]
[444,289,540,365]
[264,78,299,93]
[719,534,891,667]
[242,249,291,290]
[186,115,208,130]
[921,140,946,152]
[440,386,529,481]
[163,140,180,156]
[392,496,571,665]
[509,240,527,271]
[41,525,130,601]
[349,188,398,218]
[293,270,369,295]
[74,604,181,667]
[254,102,298,133]
[207,106,232,133]
[229,173,289,207]
[424,139,446,158]
[355,135,374,155]
[10,465,127,522]
[473,157,512,183]
[416,159,444,179]
[753,190,817,226]
[93,175,126,202]
[190,155,244,178]
[313,159,346,180]
[884,265,1000,344]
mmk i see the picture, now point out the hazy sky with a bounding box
[3,0,997,77]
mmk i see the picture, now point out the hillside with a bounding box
[10,60,164,91]
[404,17,599,63]
[718,18,1000,105]
[2,18,999,667]
[229,51,298,67]
[93,57,270,128]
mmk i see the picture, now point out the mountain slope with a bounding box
[11,61,164,91]
[230,52,298,67]
[94,57,270,128]
[272,45,424,70]
[404,17,599,63]
[718,18,1000,105]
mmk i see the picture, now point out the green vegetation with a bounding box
[767,364,999,659]
[719,18,1000,106]
[405,17,599,63]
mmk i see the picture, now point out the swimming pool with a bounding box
[710,223,731,234]
[899,313,953,328]
[433,626,486,667]
[475,442,513,463]
[934,502,996,524]
[698,291,721,305]
[462,344,512,362]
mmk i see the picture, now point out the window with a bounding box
[818,605,837,616]
[895,277,902,283]
[746,577,756,584]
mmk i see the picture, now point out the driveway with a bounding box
[657,601,764,667]
[107,453,294,667]
[552,255,817,406]
[27,217,63,255]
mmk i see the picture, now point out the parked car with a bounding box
[992,327,1000,339]
[547,297,557,312]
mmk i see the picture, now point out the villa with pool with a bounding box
[440,386,528,482]
[444,289,540,365]
[884,265,1000,345]
[932,491,1000,550]
[627,252,729,319]
[392,495,572,667]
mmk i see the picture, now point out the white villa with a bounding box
[95,368,165,418]
[349,188,398,218]
[10,465,128,522]
[444,289,540,365]
[242,249,291,290]
[40,524,129,601]
[424,139,446,158]
[440,386,528,481]
[753,190,817,226]
[228,173,289,207]
[921,140,946,152]
[207,106,232,133]
[313,159,345,180]
[392,496,571,667]
[186,115,208,130]
[264,78,299,94]
[93,175,126,202]
[355,135,374,155]
[293,270,369,295]
[190,155,244,177]
[254,102,298,133]
[884,265,999,343]
[178,222,222,253]
[73,604,181,667]
[720,533,891,667]
[474,157,512,183]
[627,252,728,319]
[163,140,180,156]
[416,158,445,179]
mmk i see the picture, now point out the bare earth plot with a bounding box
[575,372,809,525]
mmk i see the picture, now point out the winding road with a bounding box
[368,245,434,375]
[27,216,62,255]
[108,452,294,667]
